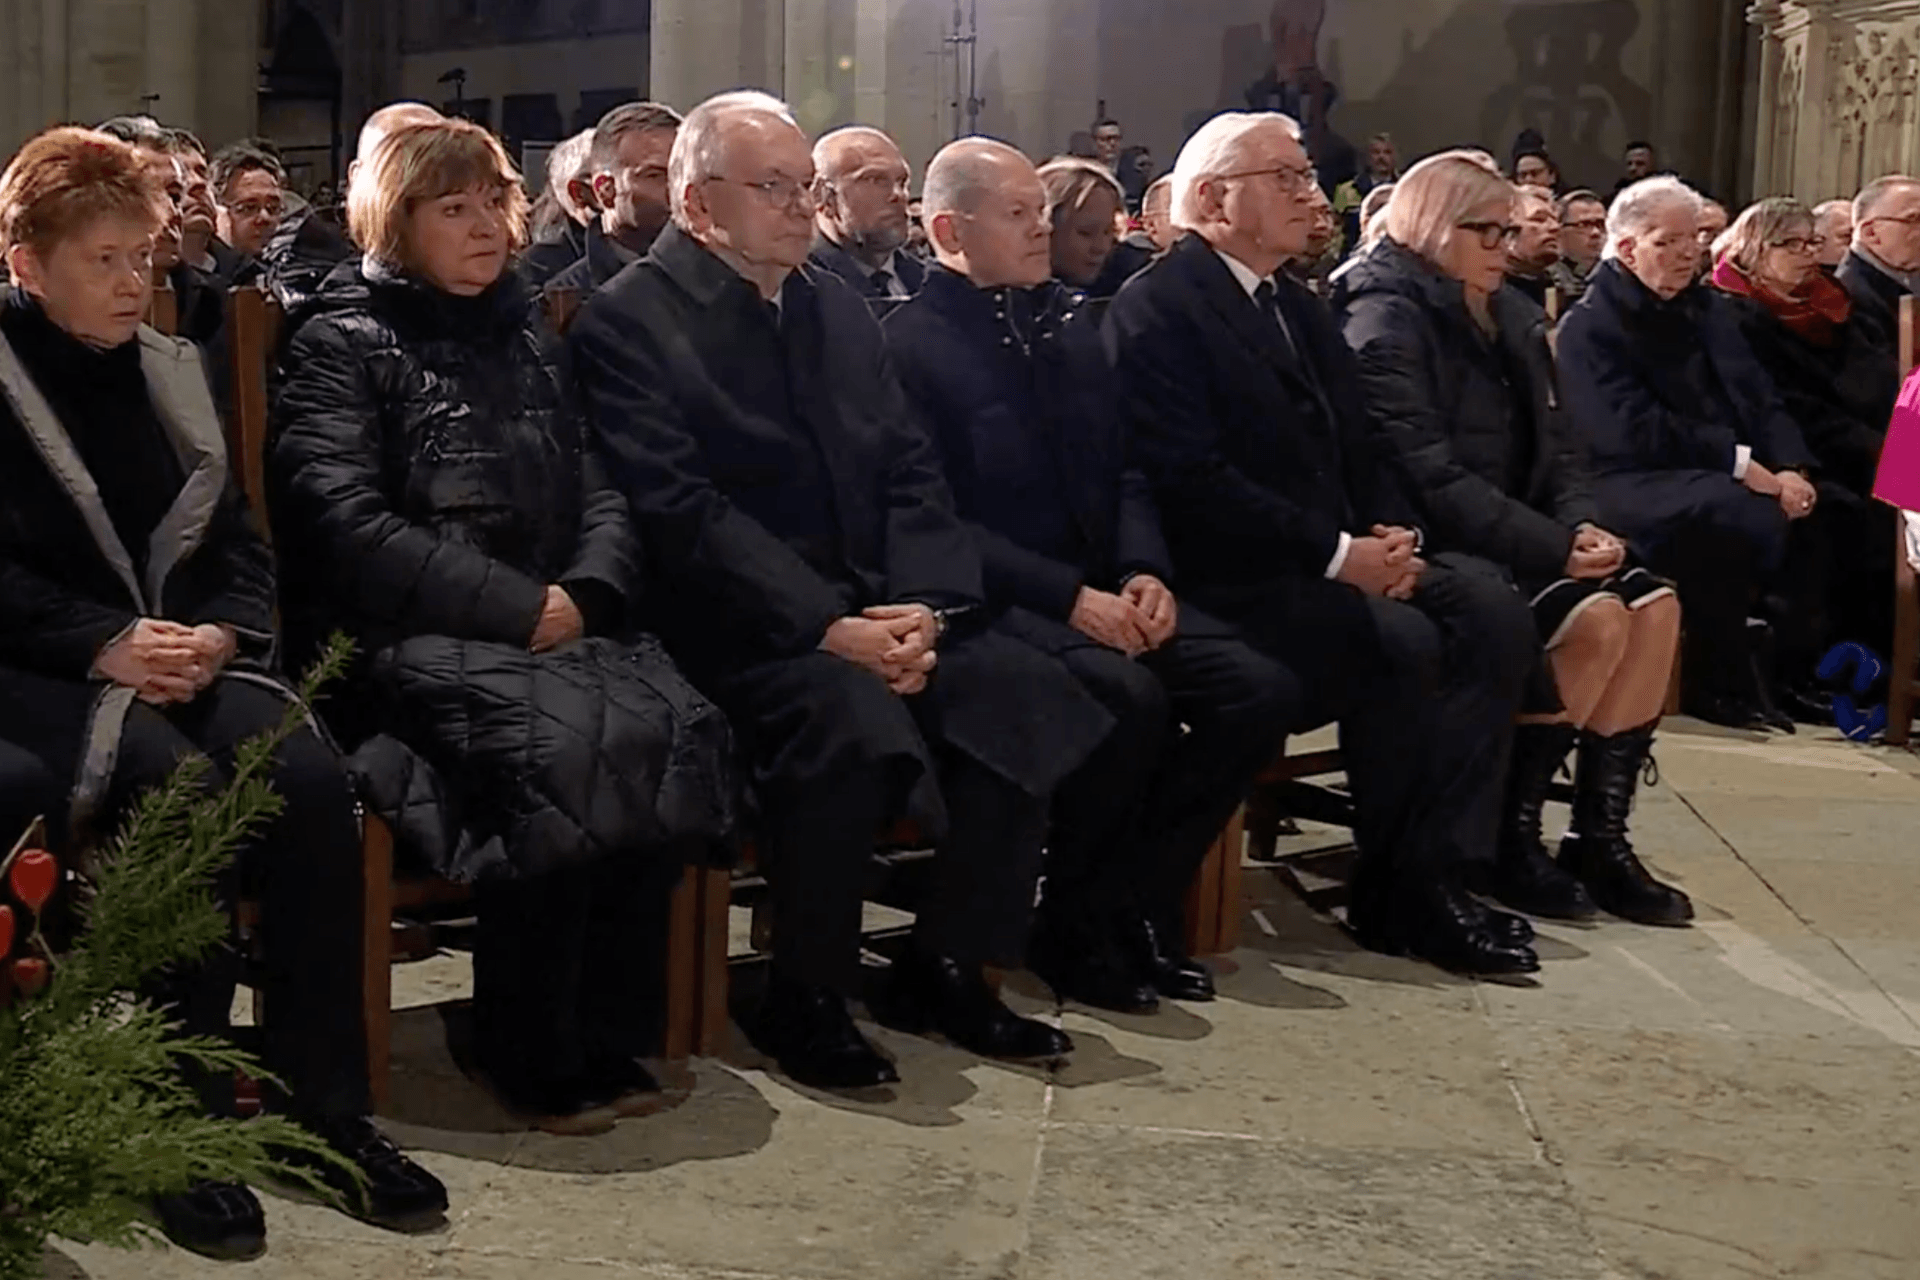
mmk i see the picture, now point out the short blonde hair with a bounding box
[1720,197,1813,275]
[1381,150,1515,264]
[347,118,529,265]
[1037,157,1125,227]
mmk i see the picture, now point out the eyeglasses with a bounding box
[1867,211,1920,229]
[1216,163,1318,194]
[1563,217,1606,233]
[228,198,283,221]
[1457,219,1521,249]
[707,173,817,212]
[1768,235,1817,254]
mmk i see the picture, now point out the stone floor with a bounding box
[47,717,1920,1280]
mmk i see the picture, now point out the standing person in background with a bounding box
[1093,118,1125,172]
[546,102,682,298]
[1507,184,1562,308]
[1611,141,1660,198]
[1336,151,1691,928]
[1512,148,1563,195]
[1813,198,1853,270]
[1333,132,1399,255]
[521,129,596,287]
[1552,190,1608,304]
[809,125,926,314]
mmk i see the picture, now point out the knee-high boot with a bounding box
[1478,722,1598,920]
[1557,723,1694,926]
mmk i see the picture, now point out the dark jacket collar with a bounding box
[916,265,1077,339]
[1336,235,1540,346]
[1588,257,1703,322]
[650,223,786,313]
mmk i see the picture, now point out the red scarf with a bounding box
[1709,256,1852,346]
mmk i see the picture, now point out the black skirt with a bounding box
[1518,567,1677,713]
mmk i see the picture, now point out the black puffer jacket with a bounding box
[259,207,355,315]
[269,259,734,881]
[1335,237,1599,586]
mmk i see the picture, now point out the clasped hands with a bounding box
[1565,524,1628,580]
[93,618,236,706]
[821,604,941,695]
[1069,574,1177,657]
[1337,525,1425,599]
[1742,461,1818,521]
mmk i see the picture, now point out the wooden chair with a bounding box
[1885,296,1920,746]
[221,282,706,1108]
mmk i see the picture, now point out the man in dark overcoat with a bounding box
[808,126,927,317]
[1105,111,1543,978]
[571,92,1112,1091]
[885,138,1297,1012]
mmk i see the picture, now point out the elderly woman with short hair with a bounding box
[1335,151,1690,929]
[270,118,734,1133]
[1711,197,1892,657]
[1558,177,1824,732]
[0,125,446,1255]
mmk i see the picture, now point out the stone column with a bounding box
[1748,0,1786,195]
[145,0,198,130]
[340,0,401,150]
[652,0,749,109]
[194,0,259,147]
[67,0,148,124]
[786,0,852,134]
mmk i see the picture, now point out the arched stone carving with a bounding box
[1754,0,1920,200]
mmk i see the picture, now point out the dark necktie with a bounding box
[1252,280,1299,361]
[869,268,893,297]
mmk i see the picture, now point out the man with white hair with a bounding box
[572,93,1112,1089]
[885,137,1298,1012]
[1106,111,1544,978]
[1813,197,1853,269]
[1837,176,1920,385]
[1139,175,1176,251]
[1558,176,1819,732]
[262,100,444,311]
[522,128,598,287]
[809,125,925,311]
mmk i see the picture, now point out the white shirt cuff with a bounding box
[1324,531,1353,580]
[1733,444,1752,480]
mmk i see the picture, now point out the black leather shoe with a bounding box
[1480,721,1601,921]
[881,950,1074,1061]
[1471,900,1537,947]
[1560,725,1695,927]
[154,1180,266,1260]
[1118,914,1215,1002]
[283,1115,449,1231]
[1031,912,1160,1013]
[751,978,899,1090]
[1356,881,1541,976]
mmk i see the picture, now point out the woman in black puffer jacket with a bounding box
[270,119,734,1131]
[1334,151,1691,932]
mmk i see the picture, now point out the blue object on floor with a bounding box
[1833,692,1888,742]
[1816,642,1886,697]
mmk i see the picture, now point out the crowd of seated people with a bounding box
[3,83,1920,1267]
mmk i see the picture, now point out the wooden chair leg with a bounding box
[1210,806,1246,954]
[695,868,732,1056]
[360,814,395,1114]
[1891,525,1918,747]
[661,866,699,1061]
[1183,818,1227,957]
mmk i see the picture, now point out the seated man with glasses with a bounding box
[1836,176,1920,414]
[809,125,925,316]
[1551,190,1608,306]
[571,91,1115,1092]
[1105,111,1544,977]
[208,142,286,271]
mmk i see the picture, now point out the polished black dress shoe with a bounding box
[1031,913,1160,1013]
[1356,883,1540,976]
[1471,900,1537,947]
[279,1115,449,1231]
[881,950,1074,1061]
[154,1179,266,1260]
[1118,914,1215,1002]
[751,978,899,1090]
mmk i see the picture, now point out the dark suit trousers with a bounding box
[1020,606,1299,925]
[711,651,1049,994]
[0,671,370,1121]
[1200,553,1535,892]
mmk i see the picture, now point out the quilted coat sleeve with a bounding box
[270,314,549,646]
[0,555,136,679]
[185,482,278,655]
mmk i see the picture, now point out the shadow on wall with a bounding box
[1182,0,1649,192]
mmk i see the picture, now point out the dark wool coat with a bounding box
[269,259,734,881]
[807,234,928,320]
[570,226,1112,820]
[884,267,1171,622]
[1335,238,1598,588]
[1557,260,1811,555]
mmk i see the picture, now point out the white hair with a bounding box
[1852,175,1920,234]
[547,129,595,222]
[1604,175,1700,260]
[668,90,800,229]
[1170,111,1301,230]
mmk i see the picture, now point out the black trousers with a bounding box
[0,736,60,849]
[0,673,370,1121]
[473,853,681,1089]
[1023,606,1299,926]
[1201,553,1536,892]
[712,651,1050,995]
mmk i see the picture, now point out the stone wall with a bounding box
[1752,0,1920,204]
